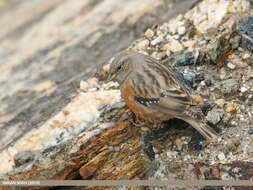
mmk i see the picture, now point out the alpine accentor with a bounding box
[107,50,218,140]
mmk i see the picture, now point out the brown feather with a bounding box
[108,50,218,140]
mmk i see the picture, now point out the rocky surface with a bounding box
[0,0,253,190]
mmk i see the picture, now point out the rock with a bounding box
[136,39,149,50]
[182,40,196,50]
[145,28,155,40]
[240,86,248,93]
[194,73,205,82]
[156,52,166,60]
[173,34,180,40]
[223,138,240,154]
[166,50,206,66]
[178,26,186,35]
[219,68,227,80]
[191,95,203,104]
[206,109,223,125]
[14,151,35,167]
[205,80,212,86]
[248,127,253,135]
[166,49,171,57]
[166,151,178,160]
[161,39,183,52]
[216,99,225,108]
[215,79,240,95]
[175,138,183,151]
[200,81,206,86]
[151,36,164,46]
[237,16,253,51]
[80,78,99,92]
[227,62,236,69]
[206,34,232,66]
[226,101,238,112]
[168,19,179,34]
[218,152,225,161]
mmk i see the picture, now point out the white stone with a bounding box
[166,151,177,159]
[151,36,163,46]
[218,152,225,161]
[178,26,186,35]
[166,34,173,41]
[227,62,236,70]
[177,21,184,26]
[166,50,171,57]
[137,39,149,50]
[172,34,180,40]
[240,86,248,93]
[200,81,206,86]
[168,20,178,34]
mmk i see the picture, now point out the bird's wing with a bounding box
[131,56,196,115]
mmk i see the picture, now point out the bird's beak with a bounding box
[106,73,116,83]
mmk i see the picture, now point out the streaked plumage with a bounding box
[107,50,218,140]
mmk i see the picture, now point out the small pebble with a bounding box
[145,28,155,40]
[168,21,178,34]
[226,101,238,112]
[216,99,225,108]
[227,62,236,69]
[248,127,253,135]
[240,86,248,93]
[219,68,226,80]
[206,109,223,125]
[166,49,171,57]
[136,39,149,50]
[151,36,163,46]
[191,95,203,104]
[87,87,98,92]
[156,52,166,60]
[218,152,225,161]
[166,34,173,41]
[175,138,183,150]
[242,53,250,59]
[205,80,212,86]
[161,40,183,52]
[166,151,177,159]
[178,26,186,35]
[172,34,180,40]
[200,81,206,86]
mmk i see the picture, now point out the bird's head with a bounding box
[106,50,135,86]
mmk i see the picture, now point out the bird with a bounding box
[106,50,218,141]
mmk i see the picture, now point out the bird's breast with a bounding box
[121,81,169,123]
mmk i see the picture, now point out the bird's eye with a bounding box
[117,65,122,71]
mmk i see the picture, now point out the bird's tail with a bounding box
[184,118,218,140]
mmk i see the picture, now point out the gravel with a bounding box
[237,16,253,51]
